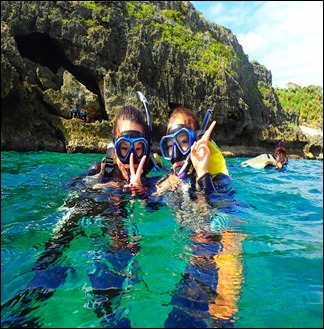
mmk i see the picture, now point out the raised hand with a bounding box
[190,121,216,179]
[124,153,146,188]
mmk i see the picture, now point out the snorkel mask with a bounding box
[160,124,196,164]
[160,109,213,179]
[114,130,149,165]
[112,92,153,169]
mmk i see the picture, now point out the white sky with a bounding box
[191,1,323,89]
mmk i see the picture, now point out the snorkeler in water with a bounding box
[80,102,164,190]
[1,93,164,328]
[151,105,244,327]
[274,142,288,169]
[155,105,232,197]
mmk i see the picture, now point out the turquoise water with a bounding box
[1,151,323,328]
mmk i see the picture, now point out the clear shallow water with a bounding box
[1,151,323,328]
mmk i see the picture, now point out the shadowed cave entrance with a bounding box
[14,32,106,119]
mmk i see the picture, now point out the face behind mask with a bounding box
[160,124,196,164]
[114,130,149,165]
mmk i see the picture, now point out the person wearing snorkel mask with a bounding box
[156,105,231,196]
[2,105,164,328]
[82,105,163,190]
[108,105,152,186]
[274,142,288,169]
[154,106,244,327]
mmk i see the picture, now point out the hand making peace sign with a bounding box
[190,120,216,179]
[123,153,146,188]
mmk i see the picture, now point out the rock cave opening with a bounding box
[14,32,106,119]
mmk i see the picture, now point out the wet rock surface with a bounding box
[1,1,322,159]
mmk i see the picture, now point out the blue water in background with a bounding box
[1,151,323,328]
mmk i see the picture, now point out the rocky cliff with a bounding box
[1,1,322,159]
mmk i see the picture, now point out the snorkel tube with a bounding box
[137,91,153,146]
[136,91,154,174]
[176,108,213,179]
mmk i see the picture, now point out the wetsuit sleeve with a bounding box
[80,162,101,177]
[197,173,217,194]
[71,160,110,186]
[197,172,234,196]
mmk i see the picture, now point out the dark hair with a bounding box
[275,146,287,155]
[167,106,199,133]
[113,105,148,138]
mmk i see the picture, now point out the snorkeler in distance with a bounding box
[274,141,288,169]
[240,142,288,170]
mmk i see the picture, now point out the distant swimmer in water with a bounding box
[274,141,288,169]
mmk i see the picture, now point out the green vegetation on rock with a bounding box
[83,1,99,11]
[275,84,323,127]
[126,2,236,79]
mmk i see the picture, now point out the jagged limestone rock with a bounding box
[1,1,321,158]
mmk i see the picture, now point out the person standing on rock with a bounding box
[69,102,80,119]
[79,108,89,122]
